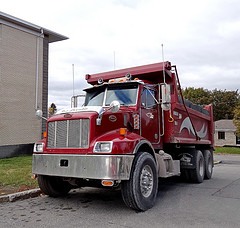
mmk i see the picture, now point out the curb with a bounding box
[214,160,222,165]
[0,188,42,204]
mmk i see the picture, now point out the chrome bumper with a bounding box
[32,154,134,180]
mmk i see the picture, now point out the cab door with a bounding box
[140,87,160,144]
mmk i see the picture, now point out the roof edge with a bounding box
[0,11,68,43]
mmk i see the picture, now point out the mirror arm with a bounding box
[96,100,120,126]
[41,116,48,121]
[96,107,110,126]
[96,112,104,126]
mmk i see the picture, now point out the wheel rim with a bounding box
[140,165,153,198]
[207,155,213,173]
[199,156,204,177]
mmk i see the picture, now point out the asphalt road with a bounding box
[1,154,240,228]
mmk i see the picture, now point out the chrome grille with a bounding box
[47,119,90,149]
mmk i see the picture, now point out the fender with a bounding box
[133,139,156,161]
[91,129,145,155]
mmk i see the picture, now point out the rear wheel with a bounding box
[202,150,213,179]
[189,150,205,183]
[121,152,158,211]
[38,175,72,197]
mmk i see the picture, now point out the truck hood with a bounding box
[56,106,103,115]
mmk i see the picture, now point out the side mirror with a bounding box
[110,100,120,113]
[35,110,47,120]
[161,84,171,111]
[36,110,43,118]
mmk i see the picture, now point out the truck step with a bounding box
[156,152,180,178]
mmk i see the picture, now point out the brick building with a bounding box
[0,12,68,158]
[214,119,240,147]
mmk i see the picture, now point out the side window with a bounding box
[141,88,157,108]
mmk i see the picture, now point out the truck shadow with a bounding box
[157,176,187,195]
[38,176,187,212]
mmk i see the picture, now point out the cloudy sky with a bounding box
[2,0,240,110]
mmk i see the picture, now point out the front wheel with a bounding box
[38,175,72,197]
[121,152,158,211]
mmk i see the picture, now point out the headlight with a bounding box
[33,143,44,152]
[93,141,113,153]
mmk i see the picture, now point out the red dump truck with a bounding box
[33,61,214,211]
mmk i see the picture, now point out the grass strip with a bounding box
[0,156,38,187]
[214,147,240,155]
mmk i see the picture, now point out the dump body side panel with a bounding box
[166,103,213,145]
[162,72,214,147]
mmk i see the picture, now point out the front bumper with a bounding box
[32,154,134,180]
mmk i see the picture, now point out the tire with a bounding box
[202,150,213,179]
[121,152,158,211]
[189,150,205,183]
[38,175,72,197]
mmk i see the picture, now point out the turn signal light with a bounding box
[133,114,140,129]
[120,128,127,136]
[101,180,114,186]
[43,132,47,138]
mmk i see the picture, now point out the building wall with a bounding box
[0,24,43,156]
[214,131,236,147]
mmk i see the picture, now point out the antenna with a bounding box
[72,64,75,96]
[161,44,166,84]
[113,51,116,70]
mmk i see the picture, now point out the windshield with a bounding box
[85,87,105,106]
[105,84,138,106]
[84,84,138,106]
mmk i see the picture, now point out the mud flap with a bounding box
[178,149,197,169]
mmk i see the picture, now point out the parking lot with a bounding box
[1,154,240,228]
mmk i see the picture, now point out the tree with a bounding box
[182,87,212,106]
[233,105,240,137]
[49,103,57,117]
[211,89,239,121]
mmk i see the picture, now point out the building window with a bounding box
[236,136,240,145]
[218,131,225,140]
